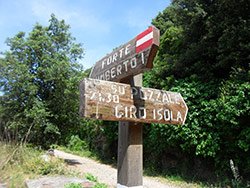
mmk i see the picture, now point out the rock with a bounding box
[41,154,50,162]
[0,183,7,188]
[47,149,55,156]
[25,176,94,188]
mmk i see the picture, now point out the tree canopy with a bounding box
[0,14,85,146]
[143,0,250,182]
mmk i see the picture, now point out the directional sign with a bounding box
[89,26,160,82]
[80,78,188,125]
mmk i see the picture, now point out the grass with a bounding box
[0,142,219,188]
[54,144,91,157]
[0,142,79,187]
[85,172,98,182]
[152,175,205,188]
[0,142,109,188]
[85,173,108,188]
[53,143,246,187]
[1,141,243,188]
[64,182,83,188]
[65,182,107,188]
[64,173,108,188]
[56,144,209,188]
[54,145,102,162]
[143,166,210,188]
[143,167,245,188]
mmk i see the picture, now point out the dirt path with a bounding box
[54,149,179,188]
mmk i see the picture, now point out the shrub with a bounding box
[67,135,88,152]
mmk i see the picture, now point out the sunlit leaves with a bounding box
[0,14,84,146]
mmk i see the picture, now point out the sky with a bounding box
[0,0,170,69]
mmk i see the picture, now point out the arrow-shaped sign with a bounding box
[80,78,188,125]
[89,26,160,82]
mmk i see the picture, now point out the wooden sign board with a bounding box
[89,26,160,82]
[80,78,188,125]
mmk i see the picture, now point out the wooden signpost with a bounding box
[89,26,160,82]
[80,26,188,188]
[79,78,188,125]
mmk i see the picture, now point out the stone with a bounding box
[25,176,94,188]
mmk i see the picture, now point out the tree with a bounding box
[0,14,85,146]
[143,0,250,183]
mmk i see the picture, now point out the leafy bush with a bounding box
[0,143,76,187]
[64,182,82,188]
[94,183,108,188]
[24,156,67,175]
[67,135,88,152]
[85,173,97,182]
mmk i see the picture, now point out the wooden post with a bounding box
[117,74,143,188]
[79,25,188,187]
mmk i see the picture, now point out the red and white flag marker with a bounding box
[136,26,154,53]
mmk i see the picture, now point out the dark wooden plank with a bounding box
[117,74,143,187]
[79,78,188,125]
[117,122,143,187]
[89,26,160,82]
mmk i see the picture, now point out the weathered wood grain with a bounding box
[117,74,143,187]
[79,78,188,125]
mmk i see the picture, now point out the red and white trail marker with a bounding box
[136,26,154,53]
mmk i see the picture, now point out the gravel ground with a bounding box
[0,183,7,188]
[54,149,179,188]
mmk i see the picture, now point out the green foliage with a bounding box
[64,183,82,188]
[24,156,67,175]
[85,173,97,182]
[67,135,88,152]
[0,14,85,146]
[0,142,76,187]
[85,173,108,188]
[93,183,108,188]
[68,119,118,161]
[64,181,108,188]
[144,0,250,184]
